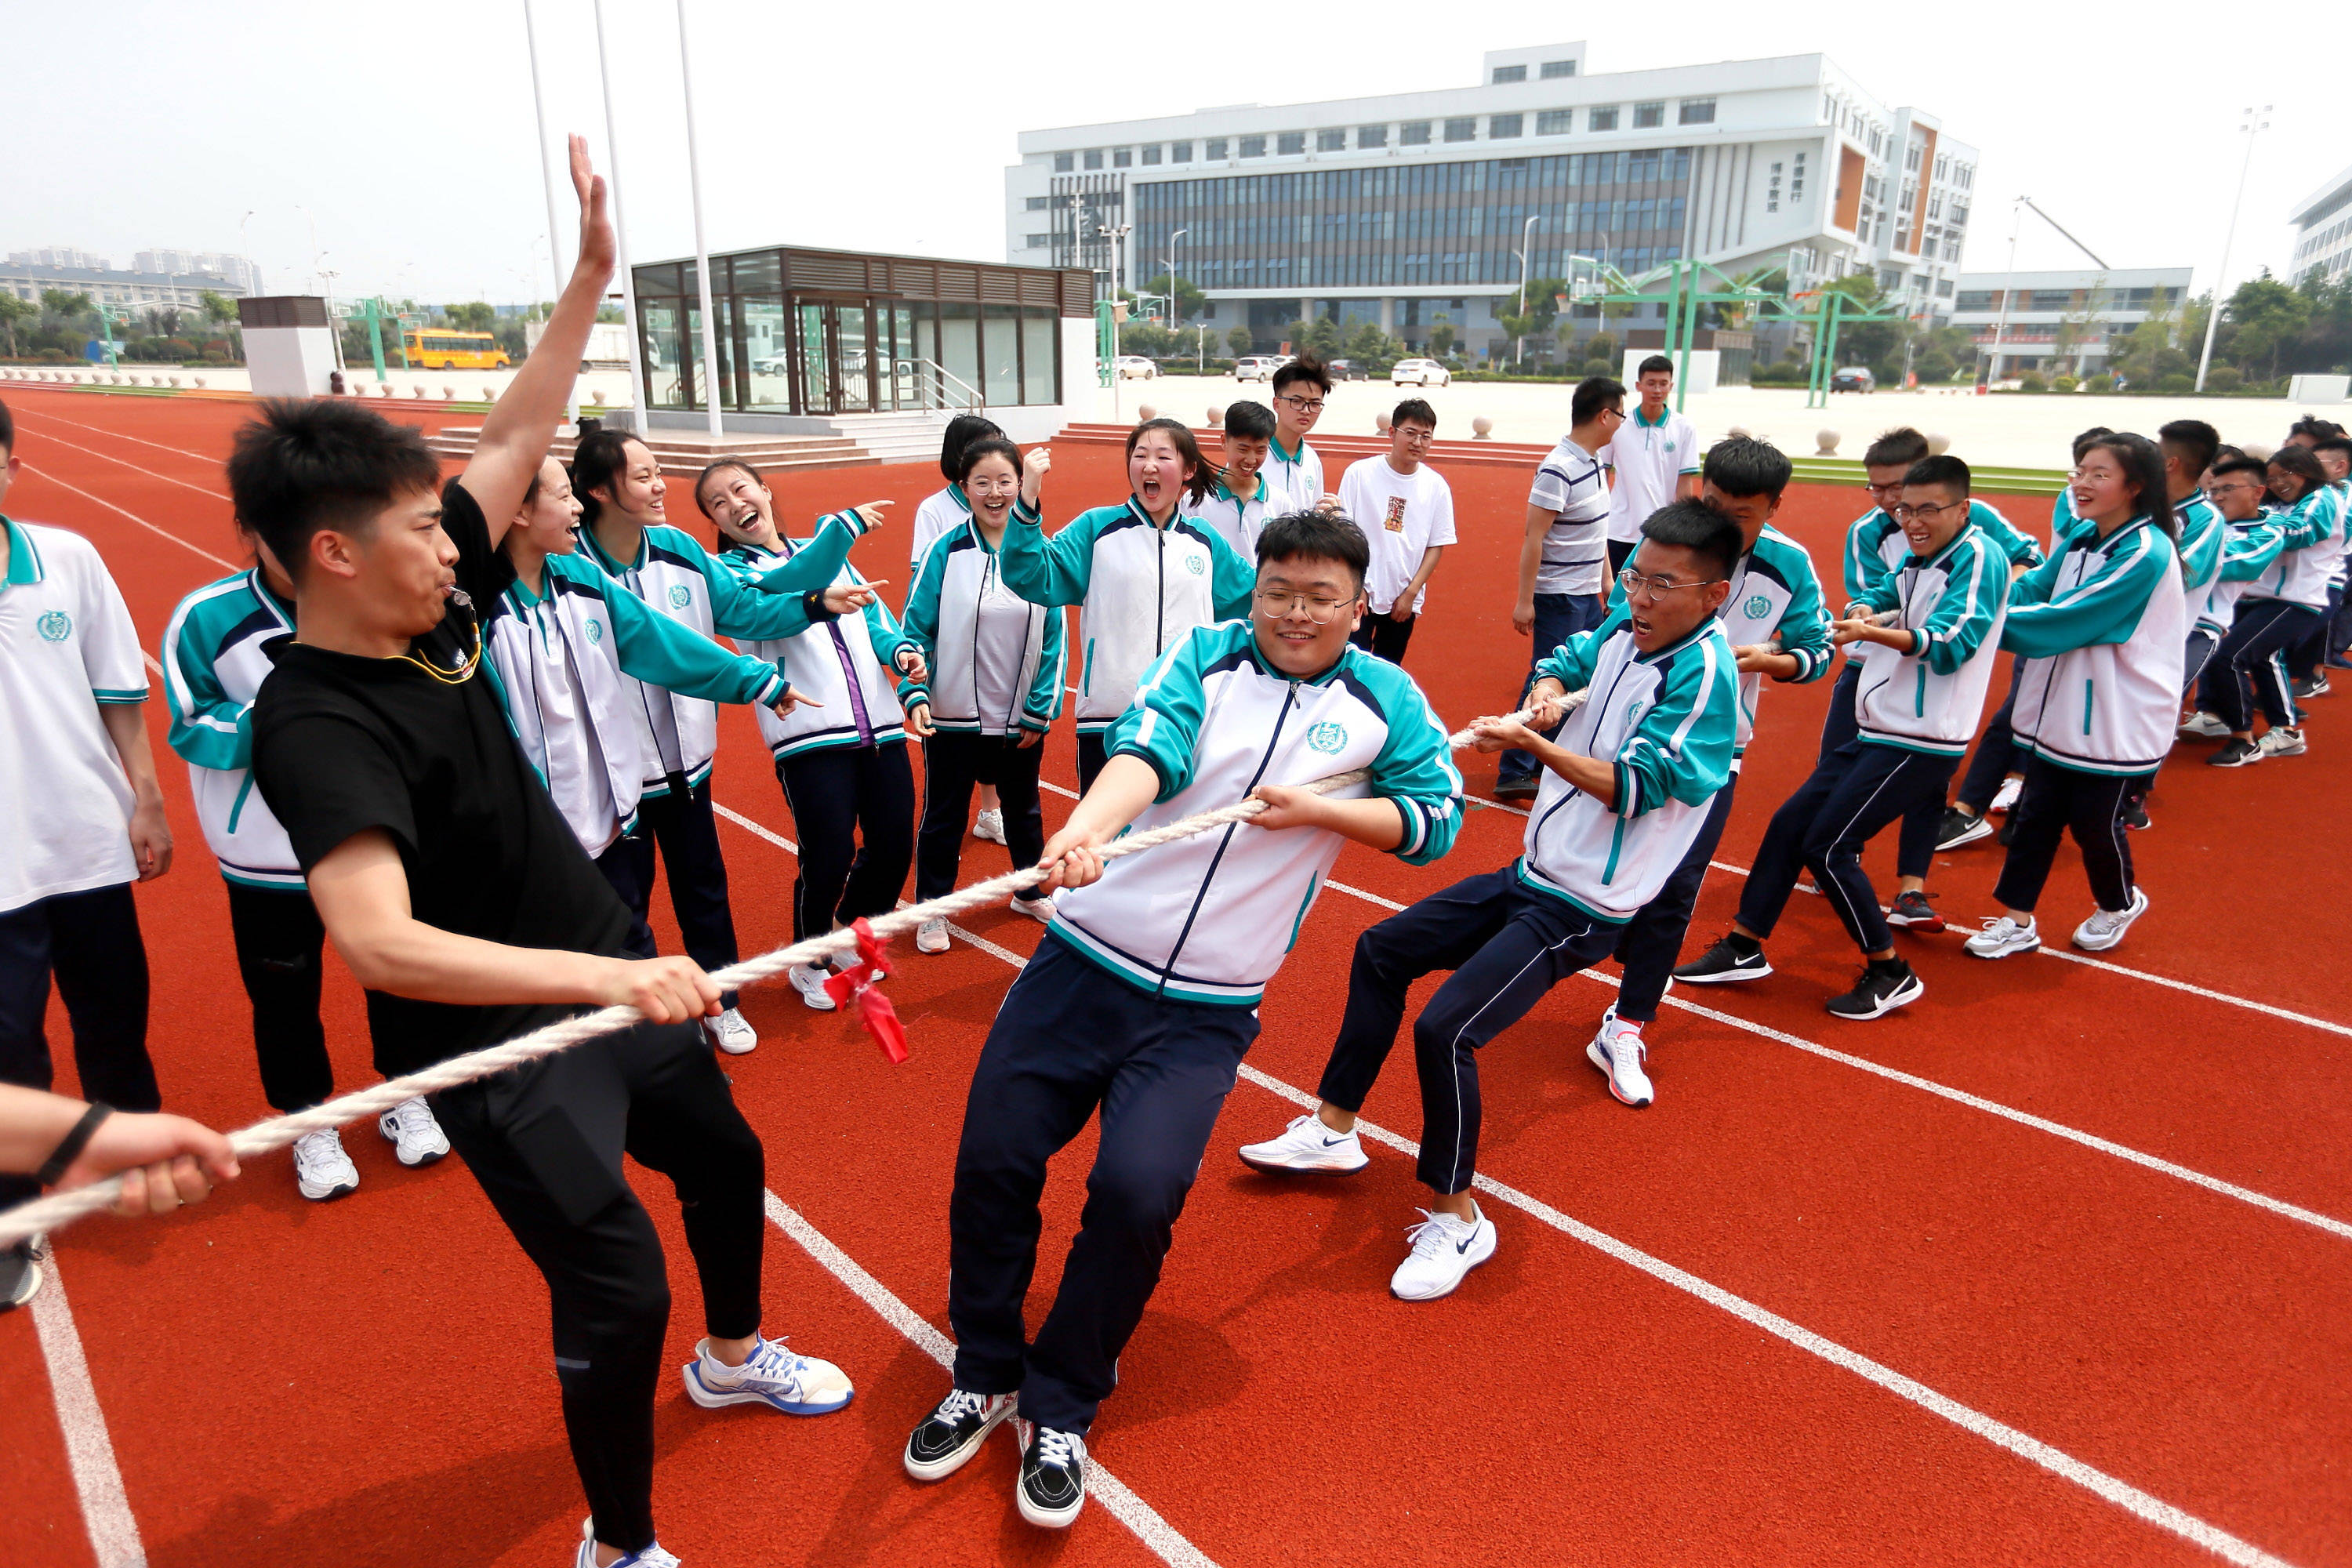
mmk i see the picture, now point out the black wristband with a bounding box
[36,1103,112,1186]
[803,588,839,622]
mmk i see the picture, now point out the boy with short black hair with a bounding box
[1337,397,1455,664]
[1181,397,1276,557]
[906,509,1461,1530]
[1263,354,1338,516]
[0,394,174,1312]
[1237,498,1739,1290]
[1678,456,2009,1018]
[2286,433,2352,694]
[1599,354,1700,579]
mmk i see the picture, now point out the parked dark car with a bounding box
[1327,358,1367,381]
[1831,366,1875,393]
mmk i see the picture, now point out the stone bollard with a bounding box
[169,376,181,388]
[194,376,207,389]
[414,386,427,400]
[592,389,608,406]
[1135,403,1156,422]
[2241,441,2274,463]
[1375,411,1392,434]
[483,386,497,403]
[1815,429,1841,456]
[1926,431,1951,456]
[441,386,457,401]
[1472,416,1494,439]
[1206,405,1222,426]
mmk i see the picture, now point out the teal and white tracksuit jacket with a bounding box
[2238,487,2338,611]
[2202,508,2291,633]
[1518,613,1738,924]
[998,495,1257,735]
[161,568,304,890]
[1180,476,1274,561]
[1049,622,1462,1006]
[718,530,916,760]
[910,483,971,571]
[896,520,1065,736]
[2004,515,2187,776]
[486,552,790,857]
[2174,493,2225,607]
[576,514,864,790]
[1842,498,2042,605]
[1707,524,1834,766]
[1848,523,2012,755]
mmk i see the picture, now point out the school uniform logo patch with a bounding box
[667,584,693,608]
[1306,720,1348,753]
[1184,550,1206,576]
[586,619,604,644]
[36,610,71,642]
[1743,593,1772,620]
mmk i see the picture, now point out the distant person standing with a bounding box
[1497,375,1624,800]
[1261,355,1338,517]
[1600,355,1700,579]
[1336,399,1455,665]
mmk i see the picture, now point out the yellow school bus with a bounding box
[401,330,511,369]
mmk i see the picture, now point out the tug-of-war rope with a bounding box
[0,691,1585,1250]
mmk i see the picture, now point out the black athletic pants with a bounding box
[2182,626,2223,697]
[1348,612,1417,664]
[592,837,660,960]
[948,932,1258,1436]
[2212,599,2318,732]
[431,1018,764,1558]
[775,742,916,943]
[1610,777,1737,1023]
[1076,731,1109,795]
[1990,754,2147,916]
[1955,668,2024,815]
[1824,660,1995,881]
[916,731,1046,902]
[624,774,740,1007]
[1735,740,1960,956]
[0,883,158,1213]
[2287,582,2345,681]
[223,880,340,1113]
[1314,865,1618,1196]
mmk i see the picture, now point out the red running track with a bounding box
[1,387,2346,1566]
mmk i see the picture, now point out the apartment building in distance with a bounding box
[1004,45,1978,355]
[3,247,260,312]
[1948,267,2194,380]
[2290,164,2352,285]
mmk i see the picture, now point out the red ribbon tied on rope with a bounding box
[822,918,908,1063]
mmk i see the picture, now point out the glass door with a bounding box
[834,300,873,413]
[793,301,833,416]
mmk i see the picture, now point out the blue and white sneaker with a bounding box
[575,1517,680,1567]
[681,1335,852,1415]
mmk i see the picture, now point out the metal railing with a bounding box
[900,358,985,413]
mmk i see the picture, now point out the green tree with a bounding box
[0,293,34,356]
[1136,272,1206,324]
[445,300,498,332]
[199,290,240,331]
[1345,321,1401,369]
[1226,323,1254,358]
[1710,265,1786,329]
[1497,277,1566,359]
[2222,274,2310,381]
[41,289,95,321]
[1426,314,1458,359]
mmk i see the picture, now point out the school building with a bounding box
[1003,45,1979,358]
[1948,267,2196,381]
[2289,164,2352,285]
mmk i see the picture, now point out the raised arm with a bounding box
[463,134,616,543]
[997,499,1098,608]
[591,562,787,707]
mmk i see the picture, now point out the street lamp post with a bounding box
[1167,227,1189,366]
[676,0,726,439]
[1984,198,2022,388]
[592,0,650,430]
[1514,214,1543,367]
[521,0,568,307]
[2196,106,2271,394]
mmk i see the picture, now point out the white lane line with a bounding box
[15,424,230,501]
[11,405,227,467]
[1234,1067,2294,1568]
[718,797,2295,1568]
[709,802,1006,956]
[31,1258,147,1568]
[19,464,236,569]
[760,1192,1218,1567]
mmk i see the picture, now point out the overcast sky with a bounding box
[9,2,2339,308]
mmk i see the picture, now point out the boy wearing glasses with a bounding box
[1497,374,1624,799]
[1676,456,2010,1018]
[2186,455,2282,718]
[907,511,1461,1527]
[1599,355,1700,579]
[1263,355,1338,517]
[1237,500,1739,1297]
[1338,398,1455,664]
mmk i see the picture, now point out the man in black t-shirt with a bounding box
[241,140,854,1568]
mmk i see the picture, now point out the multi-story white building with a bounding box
[2289,165,2352,285]
[0,259,255,315]
[133,250,263,292]
[7,247,110,271]
[1948,267,2194,380]
[1004,44,1977,355]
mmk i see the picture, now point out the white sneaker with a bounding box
[789,963,837,1011]
[681,1334,853,1415]
[292,1127,359,1200]
[1989,775,2023,814]
[971,808,1007,844]
[2178,710,2230,739]
[575,1517,681,1568]
[1585,1007,1654,1108]
[916,918,950,954]
[377,1098,449,1167]
[1236,1112,1370,1174]
[1009,892,1057,925]
[1390,1203,1497,1301]
[2071,886,2149,952]
[704,1007,757,1055]
[2258,726,2307,757]
[1964,915,2042,960]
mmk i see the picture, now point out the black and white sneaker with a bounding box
[1825,960,1924,1019]
[1884,891,1944,931]
[903,1388,1018,1482]
[1016,1421,1088,1529]
[2120,796,2151,830]
[2206,737,2263,768]
[1672,934,1770,984]
[0,1240,42,1314]
[2292,673,2329,700]
[1935,807,1992,851]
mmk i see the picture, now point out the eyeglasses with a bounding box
[1253,588,1356,622]
[1276,394,1327,415]
[1864,480,1906,499]
[1618,568,1725,600]
[1395,426,1435,443]
[1889,500,1963,521]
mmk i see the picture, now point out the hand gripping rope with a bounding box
[0,691,1585,1249]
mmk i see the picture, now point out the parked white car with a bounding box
[1234,355,1283,382]
[1392,358,1453,387]
[1115,355,1159,380]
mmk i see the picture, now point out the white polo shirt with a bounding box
[1338,456,1457,615]
[1602,405,1700,543]
[1261,434,1327,517]
[1,518,148,914]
